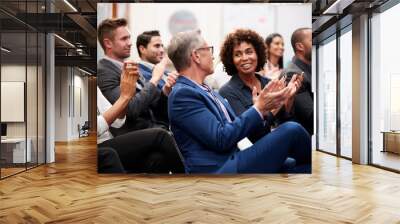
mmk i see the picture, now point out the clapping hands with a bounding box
[252,73,303,117]
[163,71,179,96]
[150,57,168,86]
[284,72,304,111]
[120,61,139,100]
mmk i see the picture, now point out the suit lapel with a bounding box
[215,93,236,121]
[178,76,233,122]
[100,58,144,91]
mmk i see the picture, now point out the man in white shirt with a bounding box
[97,62,185,173]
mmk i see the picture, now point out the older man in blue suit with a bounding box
[167,30,311,174]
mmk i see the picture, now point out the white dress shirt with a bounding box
[97,87,126,144]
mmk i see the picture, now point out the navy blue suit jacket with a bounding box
[138,63,166,90]
[168,76,265,173]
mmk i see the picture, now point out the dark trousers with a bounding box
[98,147,126,173]
[99,128,185,173]
[220,121,311,173]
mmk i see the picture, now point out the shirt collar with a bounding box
[139,59,156,70]
[293,56,311,74]
[104,56,124,69]
[181,75,212,91]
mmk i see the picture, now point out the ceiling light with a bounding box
[54,34,75,48]
[78,67,92,76]
[323,0,354,15]
[63,0,78,12]
[76,48,86,55]
[323,0,341,14]
[1,47,11,53]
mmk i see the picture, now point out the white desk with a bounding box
[1,138,31,163]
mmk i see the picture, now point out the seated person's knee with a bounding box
[281,121,308,135]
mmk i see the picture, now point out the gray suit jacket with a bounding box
[97,58,169,135]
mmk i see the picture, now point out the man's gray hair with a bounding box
[168,30,204,72]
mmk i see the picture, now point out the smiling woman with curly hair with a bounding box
[219,29,266,76]
[219,28,302,143]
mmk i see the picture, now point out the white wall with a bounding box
[1,65,32,138]
[54,67,89,141]
[97,3,112,60]
[1,63,46,163]
[73,73,89,138]
[97,3,311,67]
[55,66,68,141]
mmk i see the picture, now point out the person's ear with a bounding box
[139,45,146,56]
[295,42,304,52]
[103,38,113,50]
[191,50,201,64]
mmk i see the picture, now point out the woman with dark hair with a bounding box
[262,33,284,79]
[219,29,302,142]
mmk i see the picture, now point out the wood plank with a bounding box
[0,135,399,223]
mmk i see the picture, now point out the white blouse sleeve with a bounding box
[97,115,109,137]
[110,115,126,128]
[97,87,126,130]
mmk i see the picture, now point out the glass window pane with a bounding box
[1,0,46,179]
[371,3,400,171]
[340,28,352,158]
[1,31,27,177]
[318,36,337,154]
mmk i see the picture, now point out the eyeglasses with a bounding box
[195,46,214,55]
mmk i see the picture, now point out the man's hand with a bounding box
[284,73,303,111]
[120,61,138,101]
[287,73,303,96]
[162,71,179,96]
[252,80,290,117]
[150,57,168,86]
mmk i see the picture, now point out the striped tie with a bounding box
[201,84,232,123]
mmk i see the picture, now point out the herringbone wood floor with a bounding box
[1,135,400,223]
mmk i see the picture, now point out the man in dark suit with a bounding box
[136,30,178,90]
[167,30,311,174]
[281,27,313,135]
[97,18,176,134]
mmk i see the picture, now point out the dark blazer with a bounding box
[280,56,313,135]
[138,62,166,90]
[168,76,265,173]
[97,58,169,135]
[219,73,291,142]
